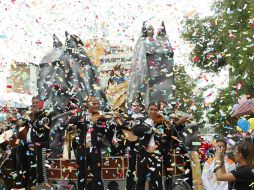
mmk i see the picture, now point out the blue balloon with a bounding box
[237,119,250,132]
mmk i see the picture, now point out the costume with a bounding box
[133,115,166,190]
[29,110,51,185]
[73,111,115,190]
[123,112,145,190]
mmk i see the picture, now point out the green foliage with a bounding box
[181,0,253,72]
[181,14,228,72]
[174,65,205,122]
[181,0,254,134]
[207,87,237,136]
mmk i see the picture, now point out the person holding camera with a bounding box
[214,141,254,190]
[202,139,236,190]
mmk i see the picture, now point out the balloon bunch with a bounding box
[237,118,254,132]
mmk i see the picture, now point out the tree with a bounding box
[174,65,206,123]
[181,0,254,93]
[206,87,237,136]
[181,0,254,134]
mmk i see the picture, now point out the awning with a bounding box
[232,98,254,117]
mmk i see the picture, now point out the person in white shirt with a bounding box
[202,139,236,190]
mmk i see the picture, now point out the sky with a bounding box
[0,0,214,65]
[0,0,227,105]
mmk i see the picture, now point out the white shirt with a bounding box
[131,112,144,119]
[26,127,32,143]
[202,157,236,190]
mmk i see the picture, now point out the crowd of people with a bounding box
[0,96,51,189]
[0,95,254,190]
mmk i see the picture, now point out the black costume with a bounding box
[72,112,115,190]
[110,112,145,190]
[161,120,188,190]
[0,118,31,189]
[29,110,51,185]
[164,120,194,189]
[124,112,145,190]
[133,116,168,190]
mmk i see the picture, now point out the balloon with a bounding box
[237,119,250,132]
[248,118,254,130]
[236,126,242,132]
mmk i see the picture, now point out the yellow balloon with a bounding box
[248,118,254,130]
[236,126,242,132]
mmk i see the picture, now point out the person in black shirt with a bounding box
[73,96,115,190]
[28,96,51,186]
[133,102,168,190]
[125,100,145,190]
[215,141,254,190]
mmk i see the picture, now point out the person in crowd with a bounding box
[28,96,51,187]
[129,100,145,117]
[106,64,128,112]
[158,101,167,114]
[13,109,30,189]
[0,108,31,189]
[214,141,254,190]
[202,139,236,190]
[0,112,19,188]
[199,136,213,168]
[133,102,167,190]
[124,100,145,190]
[157,101,174,189]
[161,103,192,190]
[246,132,254,143]
[62,96,81,160]
[0,113,17,150]
[73,96,115,190]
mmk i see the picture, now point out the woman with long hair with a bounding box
[214,141,254,190]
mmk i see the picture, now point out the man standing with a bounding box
[28,96,51,187]
[201,139,236,190]
[133,102,166,190]
[124,100,145,190]
[74,96,114,190]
